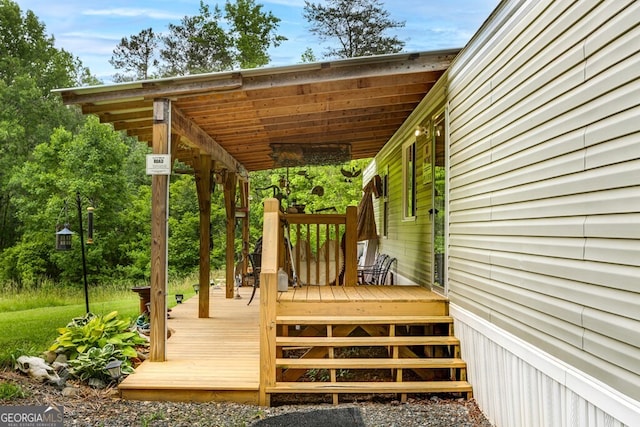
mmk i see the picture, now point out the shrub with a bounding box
[49,311,147,361]
[68,343,135,382]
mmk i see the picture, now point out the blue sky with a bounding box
[15,0,499,84]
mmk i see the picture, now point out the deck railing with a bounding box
[259,198,358,405]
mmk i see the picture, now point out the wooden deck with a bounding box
[119,284,455,403]
[277,284,448,316]
[119,285,261,403]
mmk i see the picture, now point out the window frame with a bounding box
[402,139,417,221]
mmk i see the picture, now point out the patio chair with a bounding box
[247,249,262,306]
[373,256,396,285]
[357,253,388,284]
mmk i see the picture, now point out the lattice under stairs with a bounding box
[266,314,473,404]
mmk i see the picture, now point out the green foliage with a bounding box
[0,0,87,90]
[67,343,135,382]
[0,1,372,290]
[160,1,232,76]
[140,411,167,427]
[303,0,406,59]
[146,0,287,77]
[0,275,194,368]
[109,28,159,82]
[300,47,318,63]
[5,115,147,286]
[49,311,147,361]
[224,0,287,69]
[0,1,89,251]
[0,381,28,400]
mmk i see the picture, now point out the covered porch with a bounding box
[54,50,469,405]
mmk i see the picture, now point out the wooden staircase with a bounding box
[266,311,473,404]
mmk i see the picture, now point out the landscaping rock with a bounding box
[62,386,80,397]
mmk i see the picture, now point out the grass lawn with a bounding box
[0,275,204,367]
[0,298,141,366]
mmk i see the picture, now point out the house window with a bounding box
[382,167,389,237]
[402,140,417,219]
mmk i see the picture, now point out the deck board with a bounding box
[119,284,447,403]
[119,285,260,402]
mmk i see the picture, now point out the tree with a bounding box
[303,0,405,59]
[160,2,233,76]
[224,0,287,69]
[159,0,286,76]
[300,47,317,63]
[109,28,159,82]
[0,0,88,251]
[7,116,133,285]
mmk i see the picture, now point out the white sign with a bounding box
[146,154,172,175]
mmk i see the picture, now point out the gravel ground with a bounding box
[1,371,493,426]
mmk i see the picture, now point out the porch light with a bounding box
[175,294,184,303]
[104,359,122,380]
[193,283,200,294]
[55,226,74,251]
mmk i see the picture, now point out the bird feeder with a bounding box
[55,225,74,251]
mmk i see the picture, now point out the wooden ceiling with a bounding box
[56,49,459,177]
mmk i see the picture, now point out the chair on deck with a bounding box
[247,239,262,305]
[357,253,388,284]
[373,256,396,285]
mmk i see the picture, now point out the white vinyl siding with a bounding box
[446,0,640,408]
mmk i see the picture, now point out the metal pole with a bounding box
[76,191,90,314]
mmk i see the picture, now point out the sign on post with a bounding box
[146,154,172,175]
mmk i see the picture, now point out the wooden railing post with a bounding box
[259,198,280,406]
[344,205,358,286]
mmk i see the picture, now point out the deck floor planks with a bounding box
[119,284,449,402]
[119,286,260,399]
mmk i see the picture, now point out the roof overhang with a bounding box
[55,49,460,175]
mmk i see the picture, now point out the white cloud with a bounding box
[82,8,181,20]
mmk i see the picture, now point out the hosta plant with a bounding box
[68,343,135,382]
[49,311,147,361]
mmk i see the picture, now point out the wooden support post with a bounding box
[344,206,358,286]
[150,98,170,362]
[223,171,237,298]
[259,198,280,406]
[195,154,212,318]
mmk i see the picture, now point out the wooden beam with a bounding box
[195,154,212,318]
[61,76,243,105]
[170,105,248,179]
[150,98,170,362]
[344,205,358,286]
[223,171,238,299]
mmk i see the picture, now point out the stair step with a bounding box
[276,315,453,325]
[266,380,473,395]
[276,357,466,369]
[277,336,459,347]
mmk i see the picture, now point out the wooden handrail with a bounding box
[259,199,358,405]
